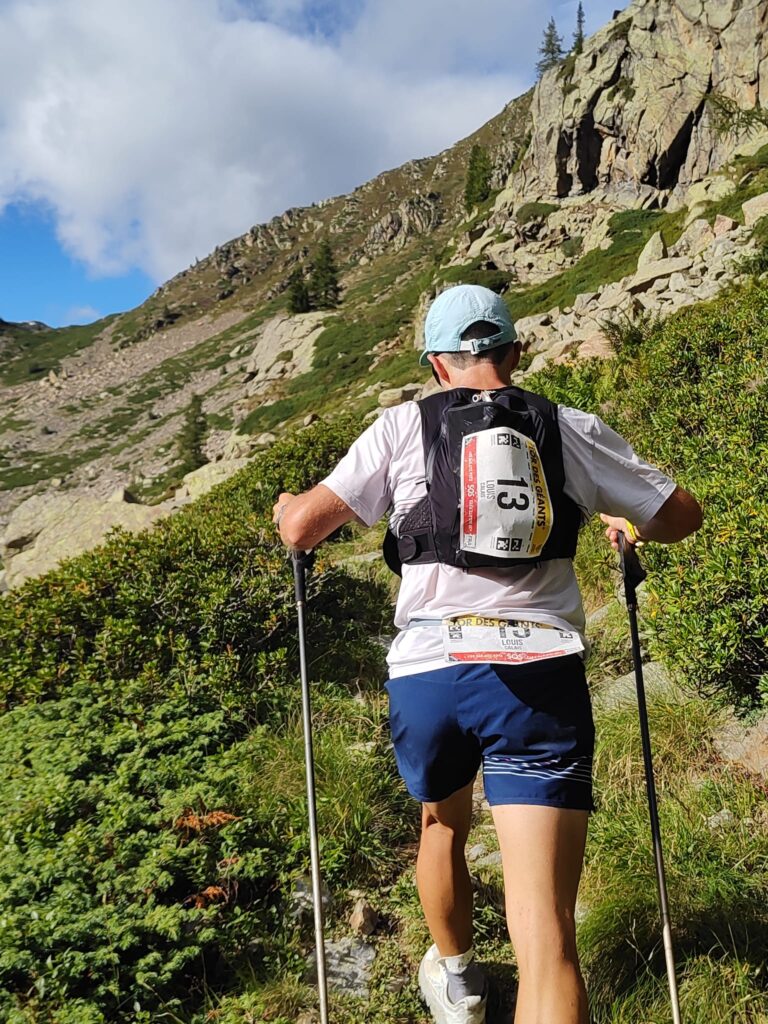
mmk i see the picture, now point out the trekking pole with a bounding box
[618,532,683,1024]
[291,548,330,1024]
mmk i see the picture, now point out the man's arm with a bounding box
[600,484,702,551]
[273,484,358,550]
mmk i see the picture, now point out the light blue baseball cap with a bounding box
[419,284,517,366]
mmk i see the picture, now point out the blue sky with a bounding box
[0,0,621,328]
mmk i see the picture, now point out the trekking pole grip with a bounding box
[618,531,647,608]
[291,549,315,602]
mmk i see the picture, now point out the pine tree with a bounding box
[309,239,340,309]
[288,267,311,314]
[574,3,586,54]
[177,393,207,474]
[464,143,493,212]
[536,17,564,78]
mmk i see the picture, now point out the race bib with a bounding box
[442,615,584,665]
[460,427,553,559]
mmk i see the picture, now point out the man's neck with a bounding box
[446,369,512,390]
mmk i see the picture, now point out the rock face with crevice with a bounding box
[519,0,768,202]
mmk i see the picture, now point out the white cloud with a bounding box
[63,304,101,324]
[0,0,620,284]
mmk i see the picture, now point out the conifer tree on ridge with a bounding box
[536,17,565,78]
[464,143,493,212]
[309,239,341,309]
[574,2,586,54]
[288,266,311,314]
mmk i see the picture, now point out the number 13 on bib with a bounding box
[460,427,553,560]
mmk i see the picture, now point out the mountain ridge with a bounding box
[2,0,768,573]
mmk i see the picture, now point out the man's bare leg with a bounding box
[492,804,589,1024]
[416,779,475,955]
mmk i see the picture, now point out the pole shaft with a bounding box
[294,558,330,1024]
[625,578,682,1024]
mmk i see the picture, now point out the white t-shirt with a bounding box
[322,399,676,678]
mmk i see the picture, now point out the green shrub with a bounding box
[515,201,558,225]
[437,264,513,292]
[561,235,584,259]
[527,281,768,713]
[0,416,413,1022]
[600,309,663,358]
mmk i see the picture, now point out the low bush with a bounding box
[528,280,768,713]
[515,201,558,224]
[0,416,413,1023]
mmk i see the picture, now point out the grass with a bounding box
[695,143,768,225]
[505,208,688,321]
[238,266,433,434]
[0,443,108,491]
[579,694,768,1022]
[515,201,558,224]
[0,317,116,387]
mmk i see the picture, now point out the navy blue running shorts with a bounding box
[385,654,596,812]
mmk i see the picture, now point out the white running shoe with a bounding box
[418,944,488,1024]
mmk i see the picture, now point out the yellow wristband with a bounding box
[625,521,639,542]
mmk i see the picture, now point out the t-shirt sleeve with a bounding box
[559,406,677,524]
[321,410,396,527]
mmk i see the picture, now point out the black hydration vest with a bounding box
[383,385,582,576]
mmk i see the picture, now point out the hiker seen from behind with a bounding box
[273,284,702,1024]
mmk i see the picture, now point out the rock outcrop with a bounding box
[519,0,768,203]
[1,456,255,590]
[362,193,442,258]
[0,492,171,590]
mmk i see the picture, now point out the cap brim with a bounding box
[419,350,431,366]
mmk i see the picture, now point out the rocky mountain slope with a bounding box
[3,0,768,590]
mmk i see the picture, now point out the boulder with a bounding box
[707,808,737,830]
[686,177,737,208]
[595,661,687,711]
[577,331,614,361]
[713,214,739,237]
[627,257,693,293]
[254,432,277,448]
[222,431,260,459]
[676,218,715,256]
[242,311,329,386]
[1,492,170,590]
[669,272,691,292]
[517,1,768,201]
[573,291,599,313]
[637,231,667,267]
[290,877,332,924]
[349,898,379,937]
[524,336,578,371]
[473,850,503,870]
[378,383,422,408]
[307,938,376,998]
[514,310,558,349]
[713,715,768,780]
[743,192,768,228]
[177,459,250,501]
[108,486,139,504]
[596,281,630,310]
[550,338,581,364]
